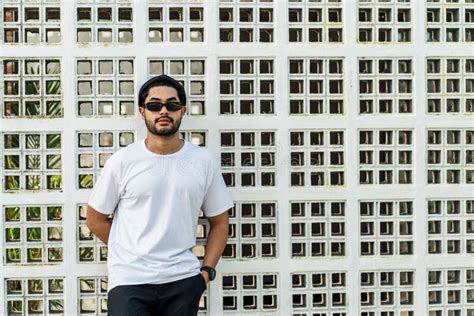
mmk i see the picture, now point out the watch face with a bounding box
[209,268,216,280]
[202,267,216,280]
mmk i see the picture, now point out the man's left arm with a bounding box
[200,210,230,283]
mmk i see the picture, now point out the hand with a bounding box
[201,271,210,285]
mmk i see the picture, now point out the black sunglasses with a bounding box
[144,101,183,112]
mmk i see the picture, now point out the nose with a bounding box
[158,104,169,115]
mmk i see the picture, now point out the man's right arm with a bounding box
[86,205,112,245]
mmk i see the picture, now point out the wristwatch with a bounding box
[200,266,216,281]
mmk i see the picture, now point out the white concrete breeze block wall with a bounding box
[0,0,473,315]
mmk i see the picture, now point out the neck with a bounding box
[145,133,184,155]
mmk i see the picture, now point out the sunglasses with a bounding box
[144,101,183,112]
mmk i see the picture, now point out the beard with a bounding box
[144,113,182,137]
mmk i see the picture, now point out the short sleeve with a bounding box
[201,156,234,217]
[87,159,120,215]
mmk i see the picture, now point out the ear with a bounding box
[138,106,145,119]
[181,105,187,115]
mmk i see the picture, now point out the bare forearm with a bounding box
[88,220,112,245]
[202,222,228,268]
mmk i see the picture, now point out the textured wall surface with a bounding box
[1,0,473,315]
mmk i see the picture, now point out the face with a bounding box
[139,85,186,137]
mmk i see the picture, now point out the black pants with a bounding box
[108,274,207,316]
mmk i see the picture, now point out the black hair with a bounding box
[138,74,187,107]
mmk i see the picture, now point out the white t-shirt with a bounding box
[87,138,234,292]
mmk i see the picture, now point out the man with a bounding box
[86,74,233,315]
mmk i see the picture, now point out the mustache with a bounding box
[155,117,173,123]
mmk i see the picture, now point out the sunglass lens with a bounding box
[146,102,163,111]
[166,102,181,111]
